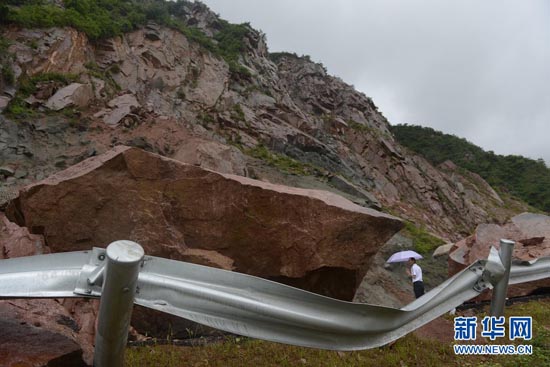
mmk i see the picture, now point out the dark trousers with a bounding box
[413,281,425,298]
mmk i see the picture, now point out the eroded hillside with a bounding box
[0,1,528,242]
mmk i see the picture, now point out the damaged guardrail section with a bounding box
[0,239,549,366]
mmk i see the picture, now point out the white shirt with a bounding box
[411,263,423,282]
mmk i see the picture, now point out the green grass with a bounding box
[348,120,371,132]
[19,72,79,95]
[245,145,314,176]
[125,300,550,366]
[126,335,454,367]
[230,104,245,122]
[402,221,446,255]
[1,63,15,85]
[84,61,121,93]
[0,35,14,86]
[197,111,215,125]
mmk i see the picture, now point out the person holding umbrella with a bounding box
[406,257,424,298]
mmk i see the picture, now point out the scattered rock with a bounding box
[0,96,12,111]
[0,166,15,177]
[0,301,89,367]
[45,83,94,111]
[103,94,141,127]
[0,212,46,259]
[34,80,61,100]
[432,243,454,258]
[448,213,550,299]
[24,94,43,107]
[0,187,19,210]
[90,77,105,99]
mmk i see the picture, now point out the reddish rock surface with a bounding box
[0,300,88,367]
[7,146,403,301]
[449,213,550,299]
[0,215,97,365]
[0,213,47,259]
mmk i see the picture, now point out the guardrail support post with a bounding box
[490,239,515,317]
[94,241,144,367]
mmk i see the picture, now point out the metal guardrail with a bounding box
[0,240,549,366]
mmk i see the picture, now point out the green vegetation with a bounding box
[0,63,14,85]
[230,104,245,122]
[19,72,78,95]
[3,71,78,119]
[0,36,10,53]
[269,51,312,63]
[348,119,372,133]
[2,0,251,77]
[268,51,328,74]
[213,20,251,77]
[391,124,550,213]
[3,97,34,118]
[175,87,185,100]
[0,35,14,86]
[125,299,550,367]
[197,111,215,125]
[84,61,121,95]
[402,221,446,255]
[169,18,251,77]
[246,145,314,176]
[4,0,161,40]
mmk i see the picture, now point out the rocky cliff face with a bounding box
[0,2,538,364]
[0,5,526,241]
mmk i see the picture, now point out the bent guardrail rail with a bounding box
[0,240,549,366]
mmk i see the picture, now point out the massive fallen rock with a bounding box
[449,213,550,299]
[7,146,403,301]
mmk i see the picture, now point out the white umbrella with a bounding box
[386,250,423,263]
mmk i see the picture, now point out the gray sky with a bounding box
[198,0,550,163]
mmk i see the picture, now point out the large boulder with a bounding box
[7,146,403,301]
[448,213,550,299]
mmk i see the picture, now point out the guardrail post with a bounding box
[94,240,144,367]
[490,239,515,317]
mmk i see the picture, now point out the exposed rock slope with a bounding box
[0,3,528,241]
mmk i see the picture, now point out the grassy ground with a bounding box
[125,299,550,366]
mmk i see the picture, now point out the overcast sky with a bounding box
[198,0,550,163]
